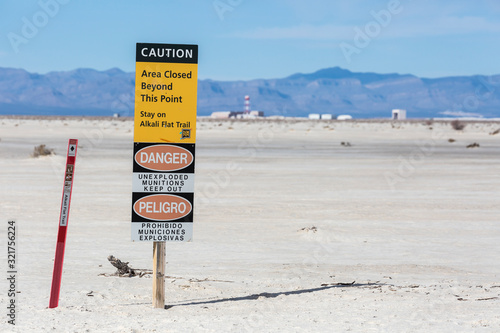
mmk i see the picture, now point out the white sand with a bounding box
[1,117,499,332]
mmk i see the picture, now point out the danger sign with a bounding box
[132,43,198,242]
[135,144,193,172]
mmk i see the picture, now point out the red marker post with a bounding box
[49,139,78,308]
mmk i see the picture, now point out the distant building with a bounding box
[210,111,264,119]
[337,115,352,120]
[308,113,321,120]
[321,114,333,120]
[210,95,264,119]
[392,109,406,120]
[211,111,233,119]
[248,110,264,117]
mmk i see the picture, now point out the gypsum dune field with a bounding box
[0,117,500,332]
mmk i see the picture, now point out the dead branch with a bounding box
[107,255,136,277]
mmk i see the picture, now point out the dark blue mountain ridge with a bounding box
[286,66,413,85]
[0,66,499,118]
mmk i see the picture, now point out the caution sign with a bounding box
[132,43,198,242]
[134,43,197,143]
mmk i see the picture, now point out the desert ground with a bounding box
[0,116,499,332]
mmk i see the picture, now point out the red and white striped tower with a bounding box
[244,95,250,114]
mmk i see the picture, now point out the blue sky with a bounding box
[1,0,500,80]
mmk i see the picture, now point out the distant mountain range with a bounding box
[1,66,499,118]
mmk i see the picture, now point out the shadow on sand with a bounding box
[165,281,384,309]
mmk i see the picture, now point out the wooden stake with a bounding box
[152,241,166,308]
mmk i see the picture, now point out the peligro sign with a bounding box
[135,144,193,172]
[133,194,192,221]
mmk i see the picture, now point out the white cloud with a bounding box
[229,24,353,40]
[440,111,484,118]
[388,16,500,38]
[228,16,500,41]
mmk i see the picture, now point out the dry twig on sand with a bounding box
[299,226,318,233]
[107,255,136,276]
[104,255,153,277]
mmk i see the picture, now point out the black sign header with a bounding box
[136,43,198,64]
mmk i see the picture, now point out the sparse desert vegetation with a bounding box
[31,144,54,157]
[451,120,466,130]
[466,142,480,148]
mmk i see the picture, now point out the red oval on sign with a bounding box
[133,194,192,221]
[135,145,193,172]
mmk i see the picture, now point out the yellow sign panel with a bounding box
[134,44,198,143]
